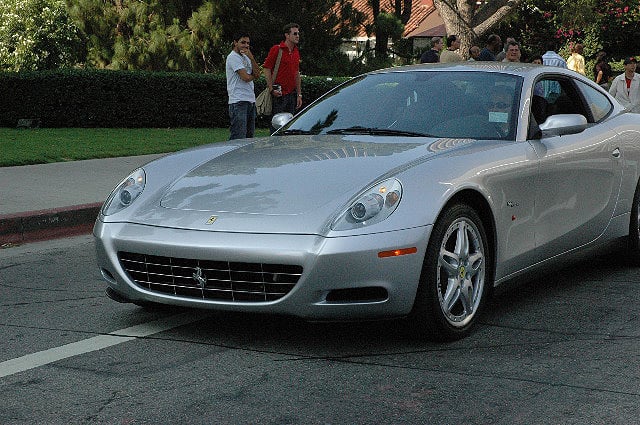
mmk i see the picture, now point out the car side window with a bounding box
[574,80,613,122]
[533,76,589,122]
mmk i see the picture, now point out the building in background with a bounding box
[338,0,446,60]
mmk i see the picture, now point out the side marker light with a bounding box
[378,247,418,258]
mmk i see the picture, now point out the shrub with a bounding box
[0,69,350,128]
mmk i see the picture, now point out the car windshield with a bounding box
[280,71,523,140]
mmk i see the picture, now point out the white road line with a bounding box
[0,311,210,378]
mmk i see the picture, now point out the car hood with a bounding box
[160,136,433,215]
[121,135,475,234]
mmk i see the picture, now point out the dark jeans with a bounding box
[270,91,297,133]
[229,101,256,140]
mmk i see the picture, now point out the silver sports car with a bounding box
[94,62,640,341]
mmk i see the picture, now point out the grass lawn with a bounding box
[0,127,271,167]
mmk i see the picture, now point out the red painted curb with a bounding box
[0,203,102,245]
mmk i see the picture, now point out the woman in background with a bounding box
[594,50,613,89]
[567,43,586,75]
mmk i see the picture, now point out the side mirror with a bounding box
[539,114,588,137]
[271,112,294,133]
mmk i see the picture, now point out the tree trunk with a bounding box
[434,0,523,59]
[395,0,412,24]
[375,32,389,58]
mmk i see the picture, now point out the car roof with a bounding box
[368,62,575,79]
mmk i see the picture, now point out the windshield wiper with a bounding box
[325,126,430,137]
[278,129,316,135]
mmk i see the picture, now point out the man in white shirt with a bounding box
[609,57,640,112]
[226,32,261,140]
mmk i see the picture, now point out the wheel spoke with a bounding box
[454,222,470,259]
[466,251,484,278]
[459,278,475,315]
[442,277,461,311]
[439,248,459,275]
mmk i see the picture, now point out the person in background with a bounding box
[487,85,515,138]
[420,37,442,63]
[495,37,516,62]
[567,43,586,75]
[594,50,613,89]
[440,35,463,63]
[609,57,640,112]
[225,32,261,140]
[264,22,303,119]
[530,55,543,65]
[478,34,502,61]
[468,46,481,61]
[542,41,567,68]
[502,41,521,63]
[540,41,566,101]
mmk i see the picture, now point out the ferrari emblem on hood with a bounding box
[206,216,218,225]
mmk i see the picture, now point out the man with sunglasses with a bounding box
[264,22,303,125]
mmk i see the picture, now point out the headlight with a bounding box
[332,178,402,231]
[101,168,146,216]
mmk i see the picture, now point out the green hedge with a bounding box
[0,69,350,128]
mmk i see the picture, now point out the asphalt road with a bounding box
[1,235,639,424]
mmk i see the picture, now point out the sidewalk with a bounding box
[0,154,164,245]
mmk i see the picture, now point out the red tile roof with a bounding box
[345,0,439,38]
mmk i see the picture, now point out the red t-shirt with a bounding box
[263,42,300,96]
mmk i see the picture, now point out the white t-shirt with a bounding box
[226,51,255,104]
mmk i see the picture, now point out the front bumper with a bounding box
[93,220,431,320]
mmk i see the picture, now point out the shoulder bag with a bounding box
[256,48,283,117]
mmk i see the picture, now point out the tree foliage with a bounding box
[496,0,640,62]
[593,0,640,58]
[63,0,364,75]
[0,0,84,71]
[356,0,412,65]
[65,0,224,72]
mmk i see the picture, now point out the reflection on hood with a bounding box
[159,136,425,215]
[187,137,422,177]
[428,138,475,153]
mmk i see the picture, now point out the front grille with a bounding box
[118,252,302,302]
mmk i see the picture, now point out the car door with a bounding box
[528,75,622,259]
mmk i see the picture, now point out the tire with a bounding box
[409,203,492,341]
[627,182,640,266]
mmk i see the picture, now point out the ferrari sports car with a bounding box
[95,62,640,341]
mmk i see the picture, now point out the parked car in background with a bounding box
[95,62,640,341]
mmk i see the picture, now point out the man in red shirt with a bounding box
[263,23,302,121]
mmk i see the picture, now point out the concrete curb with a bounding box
[0,203,101,246]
